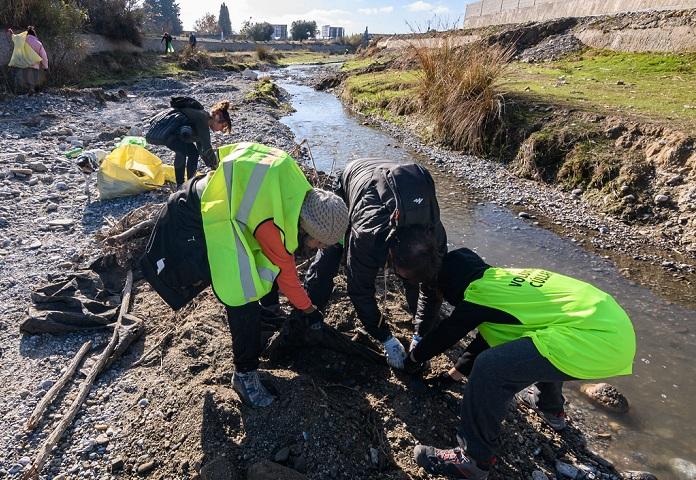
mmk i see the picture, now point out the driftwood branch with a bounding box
[131,328,175,368]
[24,340,93,432]
[22,270,134,480]
[105,219,155,244]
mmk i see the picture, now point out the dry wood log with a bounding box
[22,270,133,480]
[24,340,92,432]
[105,218,155,244]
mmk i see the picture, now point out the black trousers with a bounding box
[166,138,199,185]
[458,337,574,462]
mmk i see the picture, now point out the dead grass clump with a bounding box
[178,46,213,71]
[255,45,279,63]
[410,37,512,153]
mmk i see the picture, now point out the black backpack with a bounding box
[170,96,204,111]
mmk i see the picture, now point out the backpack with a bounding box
[170,96,205,111]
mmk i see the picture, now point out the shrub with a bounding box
[241,21,273,41]
[290,20,317,41]
[79,0,144,46]
[409,37,513,153]
[177,45,212,70]
[255,45,278,63]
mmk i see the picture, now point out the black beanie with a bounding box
[438,248,490,306]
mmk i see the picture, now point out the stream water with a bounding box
[274,65,695,478]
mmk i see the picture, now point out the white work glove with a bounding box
[409,334,422,353]
[383,336,407,369]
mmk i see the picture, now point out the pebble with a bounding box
[532,471,550,480]
[18,456,31,466]
[518,211,531,219]
[28,162,48,173]
[47,218,75,227]
[598,226,610,234]
[138,398,150,408]
[54,181,69,191]
[572,188,583,196]
[556,460,580,478]
[96,433,110,445]
[654,194,670,204]
[667,174,683,186]
[40,379,55,390]
[670,458,696,480]
[7,464,23,475]
[580,383,630,413]
[137,460,156,474]
[274,446,290,463]
[110,457,124,472]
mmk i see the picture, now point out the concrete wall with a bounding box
[577,24,696,51]
[464,0,696,27]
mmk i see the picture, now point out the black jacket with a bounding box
[338,159,447,339]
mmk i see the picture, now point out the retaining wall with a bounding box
[464,0,696,27]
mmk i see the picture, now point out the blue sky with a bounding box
[179,0,475,35]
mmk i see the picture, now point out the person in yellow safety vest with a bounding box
[140,143,349,407]
[398,248,636,480]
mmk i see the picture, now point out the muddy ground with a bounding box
[0,66,666,480]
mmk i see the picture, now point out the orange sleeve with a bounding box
[254,221,312,311]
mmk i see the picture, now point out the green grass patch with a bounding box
[73,52,186,88]
[341,57,378,71]
[504,49,696,130]
[275,51,353,66]
[342,69,419,121]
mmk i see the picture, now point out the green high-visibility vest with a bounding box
[465,267,636,380]
[200,143,312,306]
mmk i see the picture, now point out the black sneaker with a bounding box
[413,445,489,479]
[516,387,567,431]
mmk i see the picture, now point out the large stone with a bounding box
[623,471,658,480]
[579,383,629,414]
[670,458,696,480]
[200,457,236,480]
[247,460,307,480]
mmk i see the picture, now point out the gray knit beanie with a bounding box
[300,188,349,246]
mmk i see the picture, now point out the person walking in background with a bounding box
[7,27,48,94]
[189,32,197,49]
[405,248,636,479]
[145,97,231,188]
[141,143,349,407]
[161,32,174,54]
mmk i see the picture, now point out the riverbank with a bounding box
[328,40,696,306]
[0,65,683,479]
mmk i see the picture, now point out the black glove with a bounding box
[403,353,426,376]
[303,308,324,330]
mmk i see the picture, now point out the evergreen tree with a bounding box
[143,0,183,34]
[218,2,232,38]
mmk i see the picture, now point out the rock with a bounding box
[11,167,33,177]
[555,460,580,478]
[95,424,109,431]
[19,389,30,399]
[242,69,259,81]
[138,398,150,408]
[596,432,612,439]
[7,464,23,475]
[667,174,684,186]
[532,470,550,480]
[579,383,630,413]
[96,433,109,445]
[654,194,670,204]
[247,460,307,480]
[0,217,8,228]
[47,218,75,228]
[598,226,610,234]
[54,181,69,191]
[40,379,55,390]
[200,457,235,480]
[46,203,58,213]
[27,177,38,186]
[518,211,531,219]
[17,457,31,466]
[137,460,156,475]
[15,153,27,163]
[623,471,658,480]
[274,447,290,463]
[622,194,636,203]
[670,458,696,480]
[616,80,625,85]
[571,188,583,196]
[370,447,379,465]
[110,457,125,472]
[28,162,48,173]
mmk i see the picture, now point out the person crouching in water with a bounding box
[145,98,232,188]
[402,248,636,479]
[140,142,349,407]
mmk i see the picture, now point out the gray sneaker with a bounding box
[516,387,566,431]
[232,370,275,407]
[413,445,490,479]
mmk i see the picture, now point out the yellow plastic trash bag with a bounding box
[8,32,42,68]
[97,144,175,199]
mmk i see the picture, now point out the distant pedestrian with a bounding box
[188,32,197,49]
[7,26,48,94]
[161,32,174,54]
